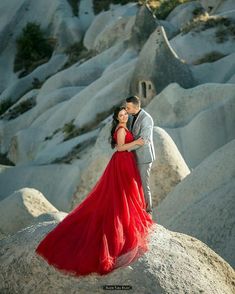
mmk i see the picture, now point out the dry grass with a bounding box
[64,41,96,68]
[0,99,14,116]
[63,107,115,141]
[1,98,36,120]
[149,0,191,20]
[181,14,235,43]
[193,51,226,65]
[51,137,96,164]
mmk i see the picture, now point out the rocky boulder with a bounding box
[0,188,59,235]
[157,139,235,268]
[151,127,190,206]
[0,164,80,212]
[0,222,234,293]
[146,82,235,168]
[130,26,195,102]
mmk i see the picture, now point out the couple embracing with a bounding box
[35,95,156,277]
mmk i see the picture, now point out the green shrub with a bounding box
[215,22,235,43]
[0,99,14,116]
[64,40,96,68]
[193,51,226,65]
[192,6,205,17]
[14,22,54,76]
[181,15,232,34]
[0,153,15,166]
[44,128,61,141]
[62,106,117,141]
[153,0,191,20]
[32,78,44,89]
[0,98,36,120]
[92,0,138,15]
[51,137,96,164]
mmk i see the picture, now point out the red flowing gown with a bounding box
[35,126,155,276]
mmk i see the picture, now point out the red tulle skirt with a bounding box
[35,150,155,276]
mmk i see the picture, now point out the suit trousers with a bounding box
[137,162,153,212]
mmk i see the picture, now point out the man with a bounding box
[125,95,155,214]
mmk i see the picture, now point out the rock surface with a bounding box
[146,82,235,168]
[130,26,195,100]
[151,127,190,206]
[0,222,234,294]
[0,164,80,212]
[157,139,235,268]
[0,188,58,235]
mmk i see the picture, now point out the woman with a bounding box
[35,106,155,276]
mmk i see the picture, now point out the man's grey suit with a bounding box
[129,109,155,212]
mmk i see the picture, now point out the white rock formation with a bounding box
[78,0,95,32]
[157,139,235,268]
[201,0,235,14]
[0,188,58,235]
[0,53,68,103]
[0,222,234,293]
[147,83,235,167]
[84,3,138,51]
[170,26,235,64]
[0,0,83,93]
[166,1,203,30]
[192,52,235,83]
[151,127,190,205]
[0,164,80,212]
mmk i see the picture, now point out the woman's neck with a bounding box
[118,123,127,128]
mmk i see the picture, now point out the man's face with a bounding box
[125,102,138,115]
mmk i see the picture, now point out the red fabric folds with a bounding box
[35,126,155,276]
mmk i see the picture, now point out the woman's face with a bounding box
[117,109,128,123]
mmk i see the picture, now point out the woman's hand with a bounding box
[135,137,144,146]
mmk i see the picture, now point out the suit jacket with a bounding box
[129,109,155,164]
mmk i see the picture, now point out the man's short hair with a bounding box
[125,95,141,106]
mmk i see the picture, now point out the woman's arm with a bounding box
[116,128,144,152]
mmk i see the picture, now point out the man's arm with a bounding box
[115,128,144,151]
[127,116,153,151]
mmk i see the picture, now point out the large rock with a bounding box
[9,57,136,165]
[0,54,67,104]
[200,0,221,11]
[0,164,80,212]
[192,52,235,84]
[84,3,138,51]
[151,127,190,206]
[78,0,95,32]
[0,188,58,235]
[146,83,235,168]
[157,139,235,268]
[0,222,234,293]
[0,43,137,164]
[166,1,204,30]
[0,86,81,154]
[130,26,195,102]
[170,24,235,64]
[130,5,158,49]
[200,0,235,13]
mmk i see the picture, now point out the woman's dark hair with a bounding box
[109,106,126,149]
